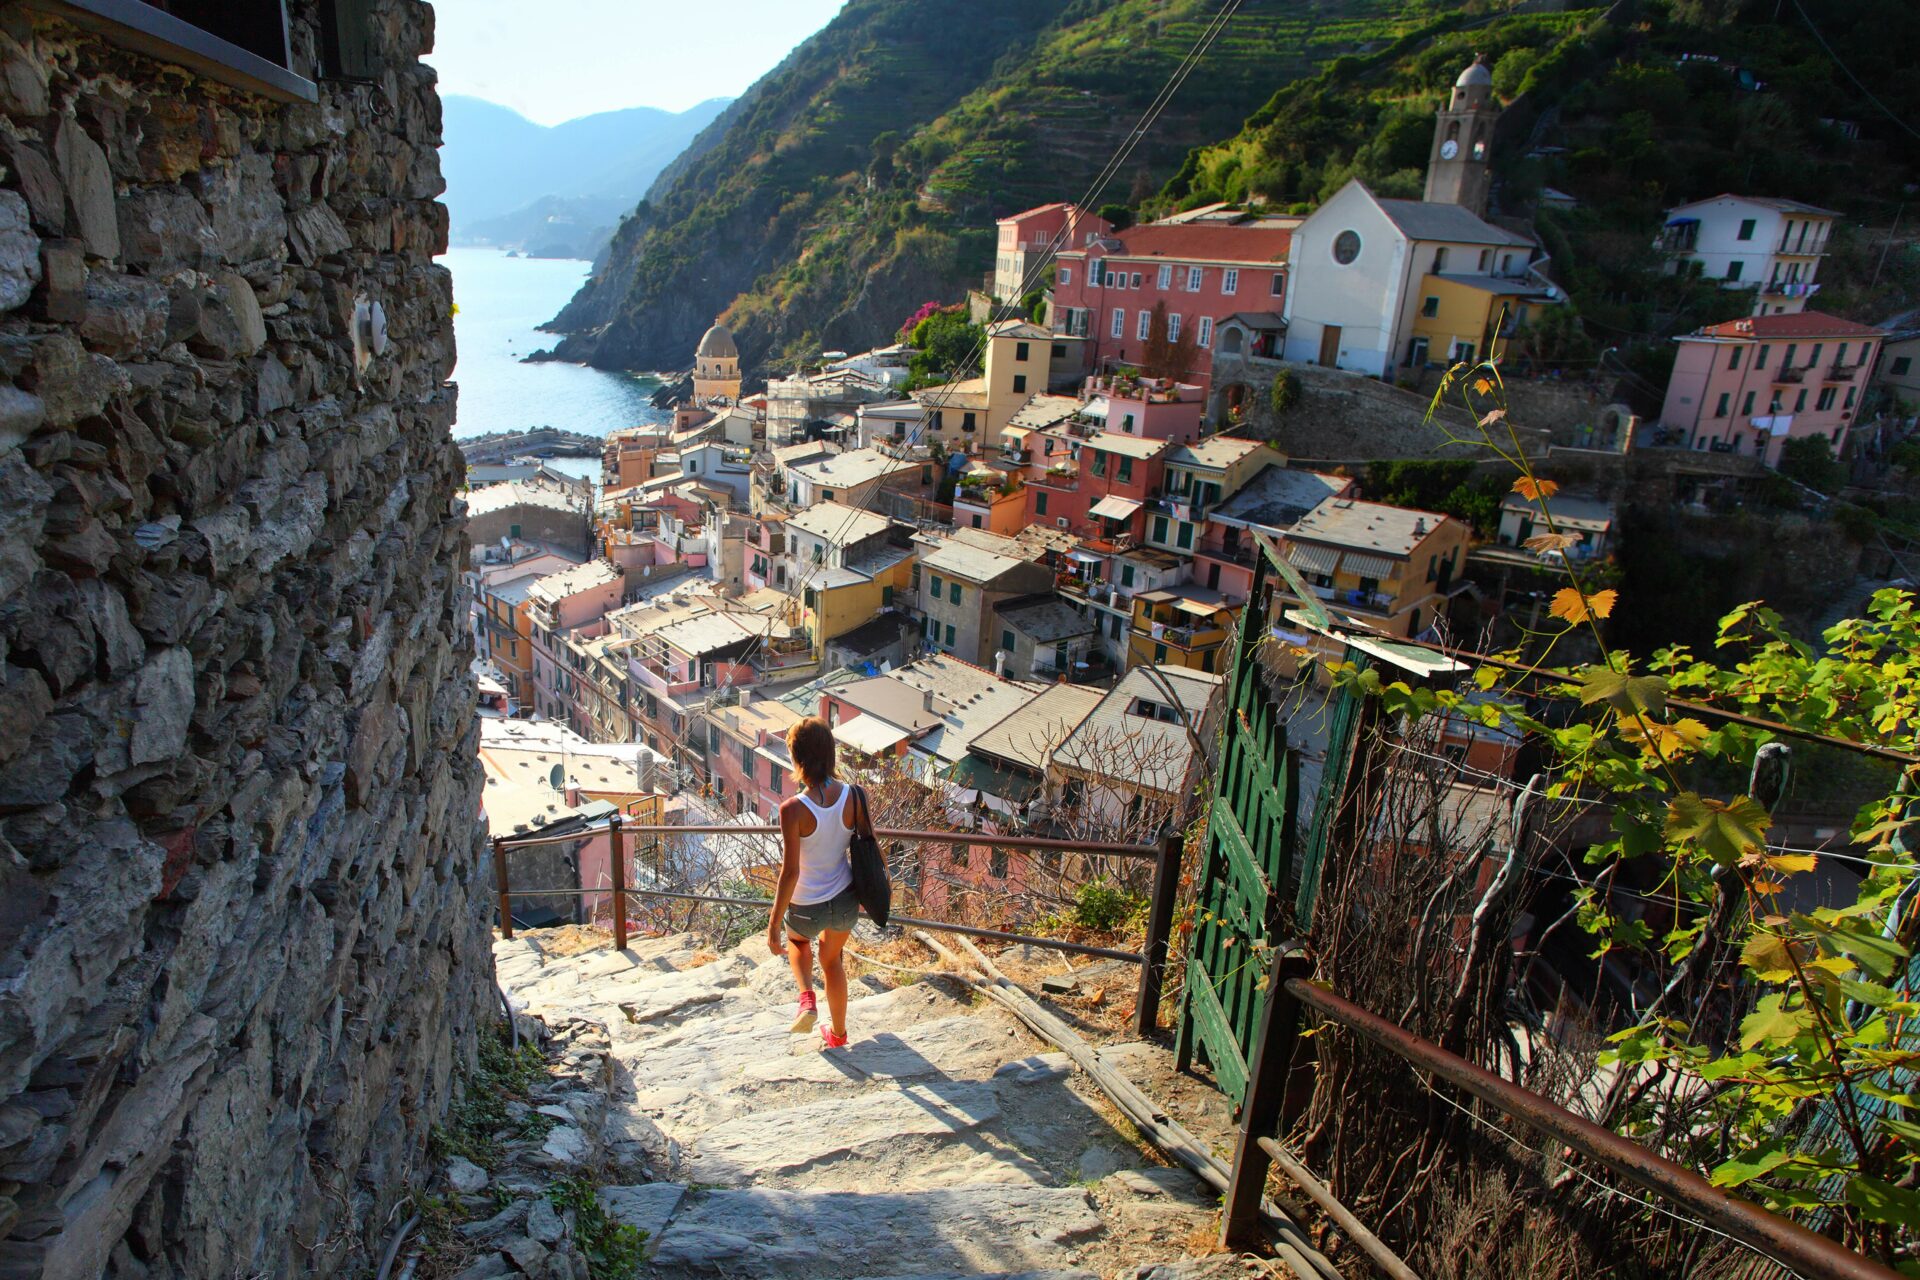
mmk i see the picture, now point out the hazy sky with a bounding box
[426,0,847,125]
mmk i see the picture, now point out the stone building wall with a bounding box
[0,3,488,1277]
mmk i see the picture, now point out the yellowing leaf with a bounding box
[1578,668,1669,716]
[1479,408,1507,427]
[1765,853,1817,876]
[1525,531,1581,553]
[1472,377,1493,395]
[1666,792,1773,866]
[1741,932,1804,980]
[1550,588,1618,625]
[1513,476,1559,501]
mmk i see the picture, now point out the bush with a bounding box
[1096,202,1134,232]
[1070,880,1145,932]
[1269,369,1301,415]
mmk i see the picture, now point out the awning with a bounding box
[1068,549,1107,564]
[832,715,911,756]
[1286,543,1339,575]
[1175,598,1224,618]
[1339,552,1398,579]
[1080,398,1109,419]
[1088,495,1143,521]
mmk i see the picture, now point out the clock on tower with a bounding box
[1424,53,1498,215]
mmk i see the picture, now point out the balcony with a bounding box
[1775,233,1829,255]
[1137,623,1225,649]
[1773,366,1806,384]
[1310,584,1395,614]
[1822,363,1857,382]
[1196,542,1259,570]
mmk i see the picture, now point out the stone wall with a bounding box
[0,4,488,1277]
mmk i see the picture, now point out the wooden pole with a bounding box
[1134,829,1184,1036]
[492,837,513,940]
[609,813,628,951]
[1222,941,1314,1248]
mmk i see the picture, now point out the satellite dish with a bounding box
[548,764,565,790]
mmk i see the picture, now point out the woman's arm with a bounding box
[768,798,803,955]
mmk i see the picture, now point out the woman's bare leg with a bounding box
[787,934,814,994]
[817,929,850,1036]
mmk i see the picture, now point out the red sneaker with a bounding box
[790,991,817,1034]
[820,1026,849,1049]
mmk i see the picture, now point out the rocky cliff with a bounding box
[543,0,1433,380]
[0,3,489,1276]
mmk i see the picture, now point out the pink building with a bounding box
[993,202,1114,302]
[1017,425,1169,545]
[526,560,625,723]
[1049,216,1295,390]
[1079,374,1204,443]
[1659,312,1884,464]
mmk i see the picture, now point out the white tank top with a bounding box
[792,782,855,905]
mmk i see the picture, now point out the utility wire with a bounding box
[1786,0,1920,143]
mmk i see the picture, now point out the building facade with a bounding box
[1658,195,1837,316]
[1658,312,1883,463]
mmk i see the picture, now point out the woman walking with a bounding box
[767,717,865,1048]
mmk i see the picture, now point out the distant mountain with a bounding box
[440,95,730,255]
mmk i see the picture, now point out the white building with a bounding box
[1281,179,1535,378]
[1657,195,1836,316]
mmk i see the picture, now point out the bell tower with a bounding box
[1424,53,1498,215]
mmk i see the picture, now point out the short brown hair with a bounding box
[787,717,837,789]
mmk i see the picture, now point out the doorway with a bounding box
[1318,325,1342,367]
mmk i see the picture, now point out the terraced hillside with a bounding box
[542,0,1442,378]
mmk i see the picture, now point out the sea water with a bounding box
[440,246,668,444]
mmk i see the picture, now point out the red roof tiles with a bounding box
[1694,311,1886,340]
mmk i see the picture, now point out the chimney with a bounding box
[994,651,1008,677]
[1413,517,1427,536]
[564,783,581,806]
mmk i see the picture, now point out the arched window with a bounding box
[1445,120,1461,144]
[1219,327,1244,356]
[1471,125,1488,161]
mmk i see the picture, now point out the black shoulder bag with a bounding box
[847,783,892,928]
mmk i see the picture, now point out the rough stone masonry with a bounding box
[0,2,491,1276]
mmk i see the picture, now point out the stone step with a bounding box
[681,1079,1006,1186]
[646,1184,1105,1278]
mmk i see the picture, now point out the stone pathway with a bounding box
[494,930,1285,1280]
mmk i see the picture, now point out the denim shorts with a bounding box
[784,885,859,940]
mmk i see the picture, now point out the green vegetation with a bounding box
[554,0,1449,375]
[905,305,984,389]
[1776,436,1847,494]
[1160,0,1920,369]
[548,1175,648,1280]
[1338,369,1920,1267]
[1363,458,1510,537]
[429,1027,547,1171]
[1068,880,1146,933]
[1268,368,1301,415]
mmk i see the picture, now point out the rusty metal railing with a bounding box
[1221,945,1904,1280]
[489,819,1184,1036]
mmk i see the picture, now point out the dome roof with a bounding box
[696,322,739,360]
[1456,55,1492,89]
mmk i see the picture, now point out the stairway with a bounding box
[494,930,1269,1280]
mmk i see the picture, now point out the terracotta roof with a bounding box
[1668,193,1840,218]
[1694,311,1886,340]
[1071,222,1292,265]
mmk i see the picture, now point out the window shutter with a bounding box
[320,0,380,79]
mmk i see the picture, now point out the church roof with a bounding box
[696,323,738,360]
[1456,55,1492,88]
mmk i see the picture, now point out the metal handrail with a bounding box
[495,821,1160,859]
[1249,974,1901,1280]
[489,820,1183,1034]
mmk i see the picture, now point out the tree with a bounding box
[1097,203,1135,233]
[905,307,983,388]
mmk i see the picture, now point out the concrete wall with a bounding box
[0,4,488,1276]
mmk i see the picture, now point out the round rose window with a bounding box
[1333,230,1361,264]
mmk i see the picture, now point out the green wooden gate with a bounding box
[1174,540,1304,1104]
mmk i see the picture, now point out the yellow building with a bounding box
[1407,273,1555,368]
[781,502,919,654]
[975,319,1083,451]
[1126,589,1236,674]
[1281,498,1470,641]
